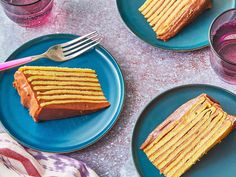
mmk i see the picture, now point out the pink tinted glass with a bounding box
[0,0,54,27]
[209,9,236,84]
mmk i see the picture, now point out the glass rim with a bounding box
[1,0,42,6]
[209,8,236,66]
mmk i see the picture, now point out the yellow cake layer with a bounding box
[33,85,102,91]
[31,81,100,87]
[153,0,190,32]
[23,70,97,77]
[139,0,154,12]
[157,108,220,170]
[149,0,175,25]
[19,66,95,73]
[27,76,98,82]
[141,0,159,15]
[147,105,211,158]
[40,100,108,107]
[147,0,165,24]
[147,0,166,22]
[144,97,207,154]
[163,113,227,177]
[140,0,190,32]
[145,98,210,155]
[37,90,103,96]
[153,109,220,167]
[145,0,171,19]
[150,0,177,27]
[172,120,233,177]
[156,0,193,35]
[37,95,106,101]
[147,105,214,160]
[151,107,217,166]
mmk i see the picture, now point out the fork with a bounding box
[0,31,102,71]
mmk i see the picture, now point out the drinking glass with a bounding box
[0,0,54,27]
[209,9,236,84]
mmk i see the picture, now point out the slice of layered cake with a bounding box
[13,66,110,122]
[139,0,212,41]
[141,94,235,177]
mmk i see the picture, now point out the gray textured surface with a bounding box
[0,1,235,177]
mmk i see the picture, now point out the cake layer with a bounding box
[151,106,216,164]
[153,0,184,31]
[37,95,107,101]
[23,70,97,77]
[147,0,166,23]
[153,108,219,167]
[162,111,225,176]
[19,66,95,73]
[143,96,209,153]
[13,66,110,122]
[31,81,100,87]
[141,95,207,152]
[146,104,214,162]
[149,0,175,26]
[146,104,212,158]
[172,121,233,177]
[140,0,159,16]
[37,90,104,96]
[33,85,102,91]
[28,76,98,82]
[139,0,153,12]
[145,0,170,19]
[40,100,109,107]
[141,94,235,177]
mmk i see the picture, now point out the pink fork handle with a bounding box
[0,57,33,71]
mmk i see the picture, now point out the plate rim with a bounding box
[0,33,125,153]
[116,0,236,52]
[131,84,236,176]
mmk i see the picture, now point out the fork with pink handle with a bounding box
[0,31,102,71]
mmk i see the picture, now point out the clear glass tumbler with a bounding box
[209,9,236,84]
[0,0,54,27]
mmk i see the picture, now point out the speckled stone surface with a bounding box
[0,0,236,177]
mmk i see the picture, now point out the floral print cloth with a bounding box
[0,133,98,177]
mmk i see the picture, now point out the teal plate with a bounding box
[116,0,236,51]
[132,84,236,177]
[0,34,125,153]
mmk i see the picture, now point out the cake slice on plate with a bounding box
[13,66,110,122]
[139,0,212,41]
[141,94,235,177]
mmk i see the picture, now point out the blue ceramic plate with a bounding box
[132,84,236,177]
[0,34,125,153]
[116,0,236,51]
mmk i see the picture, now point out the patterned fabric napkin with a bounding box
[0,133,98,177]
